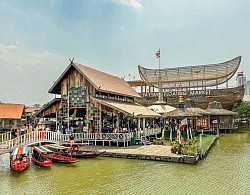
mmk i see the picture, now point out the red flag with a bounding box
[155,49,160,58]
[237,71,243,78]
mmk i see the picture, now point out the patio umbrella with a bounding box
[147,104,176,114]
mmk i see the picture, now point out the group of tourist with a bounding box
[11,124,33,139]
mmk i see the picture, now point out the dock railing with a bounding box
[0,131,135,154]
[134,128,161,139]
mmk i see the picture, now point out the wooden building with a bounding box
[0,103,25,131]
[37,61,160,132]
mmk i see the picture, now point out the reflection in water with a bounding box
[1,131,250,194]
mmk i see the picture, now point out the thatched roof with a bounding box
[163,108,202,118]
[206,109,237,116]
[186,108,211,115]
[206,101,237,116]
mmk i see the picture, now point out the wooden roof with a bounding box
[49,62,141,98]
[138,56,241,89]
[0,104,25,119]
[25,107,40,113]
[35,98,61,116]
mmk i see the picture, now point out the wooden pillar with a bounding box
[117,113,120,132]
[207,115,210,129]
[142,118,146,130]
[138,118,141,130]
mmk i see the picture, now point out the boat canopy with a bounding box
[33,146,53,154]
[138,56,241,89]
[11,146,29,156]
[44,144,71,150]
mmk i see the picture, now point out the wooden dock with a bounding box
[90,145,199,164]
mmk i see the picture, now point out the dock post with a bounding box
[199,133,203,158]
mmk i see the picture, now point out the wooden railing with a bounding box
[0,128,161,154]
[134,128,162,138]
[0,132,12,142]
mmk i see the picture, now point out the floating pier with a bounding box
[99,145,199,164]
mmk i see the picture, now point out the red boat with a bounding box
[32,146,53,167]
[44,144,78,164]
[10,146,30,172]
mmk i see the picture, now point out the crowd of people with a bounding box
[10,124,51,138]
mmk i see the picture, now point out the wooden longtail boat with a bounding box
[44,144,78,164]
[32,146,53,167]
[10,146,30,172]
[61,143,106,158]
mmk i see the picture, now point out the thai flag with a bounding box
[180,118,187,127]
[155,49,160,58]
[237,71,243,78]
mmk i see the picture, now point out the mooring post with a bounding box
[199,133,203,156]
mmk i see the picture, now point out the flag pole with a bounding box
[157,48,161,102]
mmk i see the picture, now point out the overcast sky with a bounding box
[0,0,249,105]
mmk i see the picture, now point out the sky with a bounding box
[0,0,250,105]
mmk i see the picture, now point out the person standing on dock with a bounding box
[69,134,75,147]
[11,125,18,145]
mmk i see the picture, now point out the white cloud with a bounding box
[0,42,62,67]
[113,0,142,8]
[0,41,66,105]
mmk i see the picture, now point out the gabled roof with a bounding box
[35,98,61,116]
[0,104,25,119]
[49,62,141,98]
[25,107,40,113]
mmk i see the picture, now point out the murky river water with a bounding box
[1,131,250,195]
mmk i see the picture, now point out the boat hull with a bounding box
[61,150,106,158]
[32,156,52,167]
[10,158,30,172]
[136,85,244,110]
[51,154,78,164]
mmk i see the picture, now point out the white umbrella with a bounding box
[147,104,176,114]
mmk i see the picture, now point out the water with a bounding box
[1,131,250,195]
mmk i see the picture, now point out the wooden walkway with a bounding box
[84,145,199,164]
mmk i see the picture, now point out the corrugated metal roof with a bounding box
[74,63,141,98]
[0,104,25,119]
[91,97,161,118]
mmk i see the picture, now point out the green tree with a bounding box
[233,101,250,126]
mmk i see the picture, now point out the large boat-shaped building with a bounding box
[127,56,244,110]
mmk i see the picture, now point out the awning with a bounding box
[33,146,53,154]
[11,146,29,156]
[91,97,161,118]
